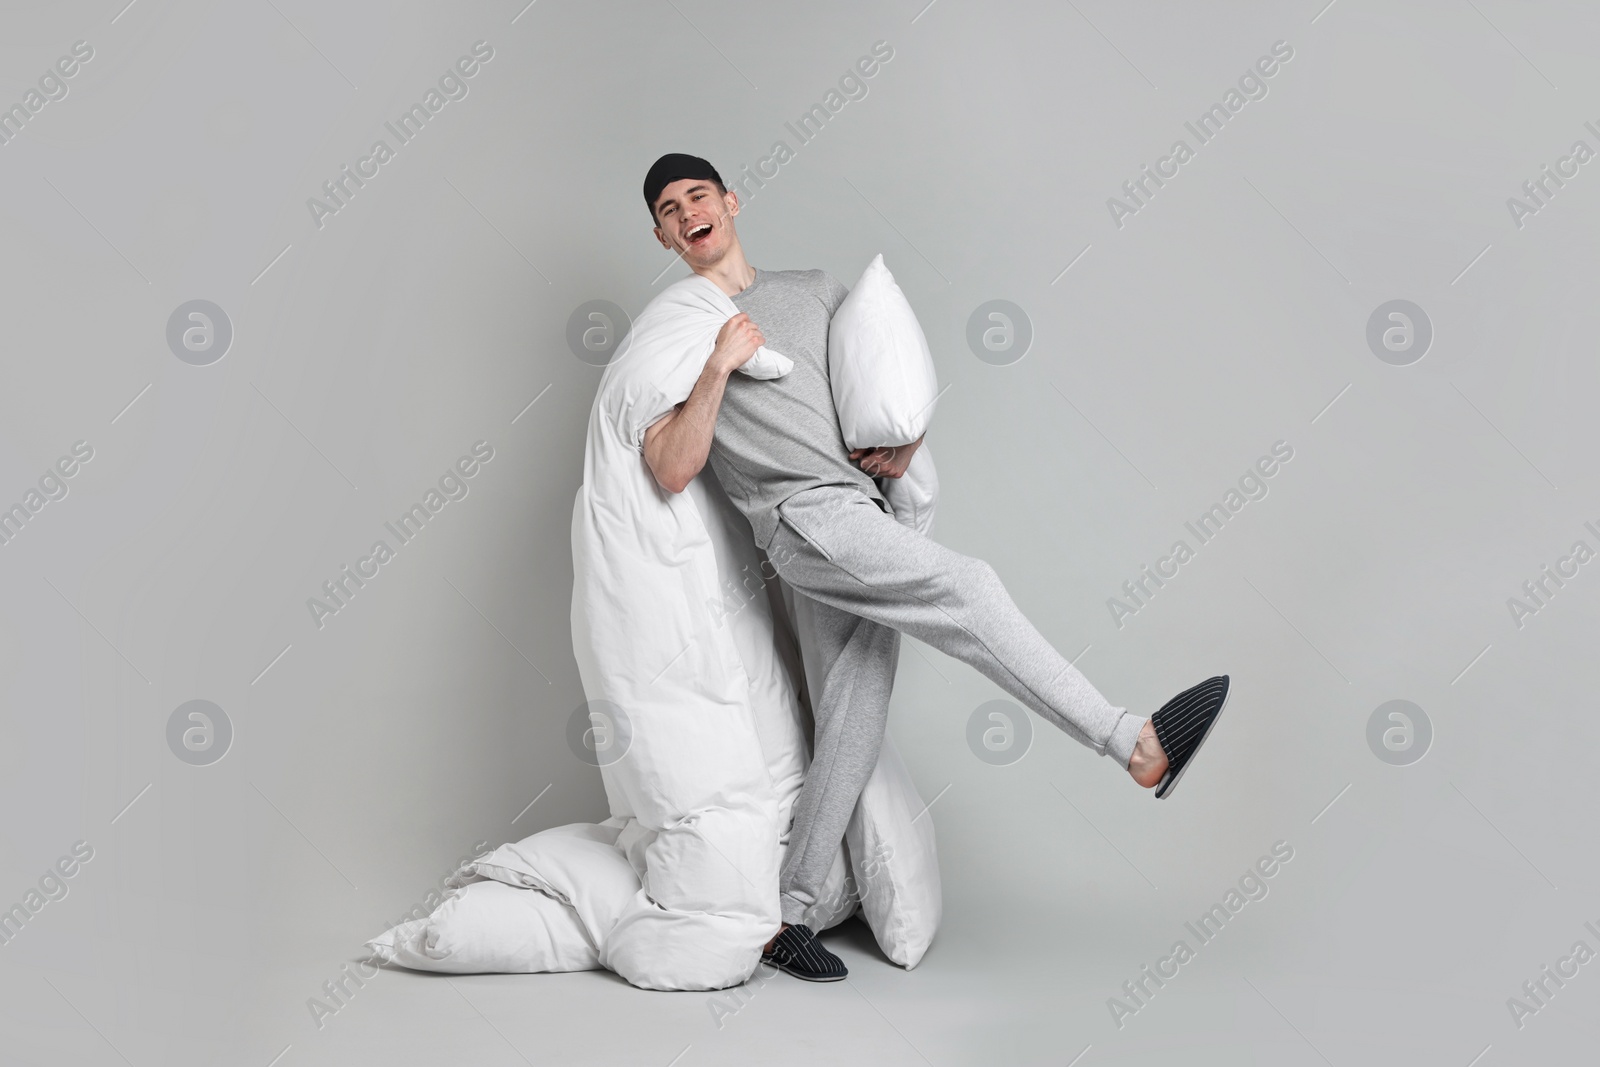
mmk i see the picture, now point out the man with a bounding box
[637,153,1230,982]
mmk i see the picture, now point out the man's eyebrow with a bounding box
[657,184,713,216]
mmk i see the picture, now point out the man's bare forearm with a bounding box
[646,359,732,493]
[642,312,763,493]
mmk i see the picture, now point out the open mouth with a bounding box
[685,223,712,245]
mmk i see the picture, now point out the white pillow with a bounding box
[458,822,640,943]
[365,822,637,976]
[829,254,940,450]
[845,734,941,968]
[366,880,600,974]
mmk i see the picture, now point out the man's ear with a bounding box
[653,224,670,249]
[725,189,740,217]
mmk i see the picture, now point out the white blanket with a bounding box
[570,273,796,989]
[369,269,941,990]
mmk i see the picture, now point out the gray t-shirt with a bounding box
[707,268,887,549]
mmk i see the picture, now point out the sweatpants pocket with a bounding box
[775,496,837,562]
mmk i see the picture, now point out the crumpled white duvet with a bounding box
[368,269,941,990]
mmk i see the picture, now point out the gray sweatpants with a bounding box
[768,484,1147,926]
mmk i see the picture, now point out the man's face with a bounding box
[652,179,739,267]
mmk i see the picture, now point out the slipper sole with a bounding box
[769,962,848,982]
[762,956,848,982]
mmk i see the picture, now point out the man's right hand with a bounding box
[710,312,765,376]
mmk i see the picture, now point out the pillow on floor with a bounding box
[367,879,600,974]
[459,822,640,945]
[366,823,636,976]
[845,734,941,968]
[829,253,940,451]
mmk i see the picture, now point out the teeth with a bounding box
[688,224,710,239]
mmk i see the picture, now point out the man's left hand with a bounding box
[850,434,923,479]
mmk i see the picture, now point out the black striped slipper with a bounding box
[1151,675,1231,800]
[761,923,847,982]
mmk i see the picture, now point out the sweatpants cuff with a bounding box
[1106,710,1147,769]
[779,892,809,927]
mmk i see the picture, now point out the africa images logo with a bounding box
[306,441,495,629]
[1106,40,1295,229]
[1107,840,1295,1028]
[306,41,495,230]
[1107,441,1294,628]
[0,39,94,148]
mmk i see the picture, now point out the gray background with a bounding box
[1,1,1596,1064]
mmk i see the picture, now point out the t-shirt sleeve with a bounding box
[820,271,850,316]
